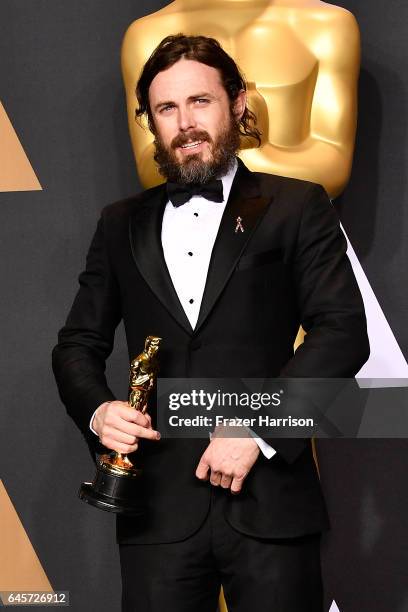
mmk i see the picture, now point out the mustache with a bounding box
[171,130,212,149]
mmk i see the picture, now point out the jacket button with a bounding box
[190,340,202,351]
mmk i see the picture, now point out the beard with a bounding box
[153,115,240,184]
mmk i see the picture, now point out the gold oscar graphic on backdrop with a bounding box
[0,480,52,592]
[0,101,42,192]
[79,336,162,515]
[121,0,360,199]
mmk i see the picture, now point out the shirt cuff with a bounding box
[89,409,98,436]
[247,428,276,459]
[89,401,111,436]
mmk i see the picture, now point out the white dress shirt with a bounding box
[161,160,275,459]
[161,164,235,329]
[91,160,275,459]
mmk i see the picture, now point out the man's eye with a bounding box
[195,98,209,105]
[160,105,175,113]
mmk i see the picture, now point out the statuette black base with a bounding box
[79,457,146,516]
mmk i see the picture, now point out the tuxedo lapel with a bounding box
[128,186,193,335]
[129,162,275,336]
[195,161,274,333]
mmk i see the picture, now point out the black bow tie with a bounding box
[167,179,224,207]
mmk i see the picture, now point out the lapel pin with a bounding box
[235,216,244,234]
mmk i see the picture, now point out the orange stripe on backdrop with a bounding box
[219,588,228,611]
[0,101,42,192]
[0,480,52,591]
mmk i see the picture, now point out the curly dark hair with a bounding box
[135,34,261,147]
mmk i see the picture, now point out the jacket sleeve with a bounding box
[52,211,122,453]
[264,183,370,463]
[282,183,369,377]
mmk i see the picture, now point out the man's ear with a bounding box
[233,90,247,121]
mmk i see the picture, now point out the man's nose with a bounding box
[177,105,196,131]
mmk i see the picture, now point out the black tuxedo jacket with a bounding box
[52,160,369,544]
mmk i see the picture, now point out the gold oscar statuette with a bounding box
[79,335,162,515]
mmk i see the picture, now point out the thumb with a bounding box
[195,455,210,480]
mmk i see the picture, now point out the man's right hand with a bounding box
[92,401,161,454]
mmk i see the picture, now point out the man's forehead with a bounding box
[148,59,223,100]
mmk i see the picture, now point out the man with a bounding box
[53,34,369,612]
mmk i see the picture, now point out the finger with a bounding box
[105,402,149,427]
[210,470,222,487]
[133,424,161,441]
[119,405,151,428]
[230,472,247,495]
[195,458,210,480]
[132,410,152,428]
[103,424,160,443]
[102,417,144,439]
[102,427,138,446]
[100,437,138,455]
[220,474,233,489]
[103,413,159,439]
[143,412,153,429]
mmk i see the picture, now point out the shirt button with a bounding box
[194,212,199,217]
[188,251,193,256]
[189,298,194,304]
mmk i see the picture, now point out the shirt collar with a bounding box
[220,158,238,204]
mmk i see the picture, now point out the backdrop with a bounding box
[0,2,407,611]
